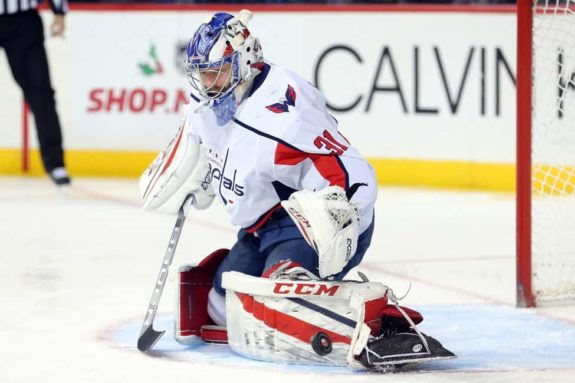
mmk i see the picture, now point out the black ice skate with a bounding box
[49,167,71,186]
[356,285,456,372]
[358,331,456,372]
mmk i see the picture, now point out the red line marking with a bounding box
[363,262,575,326]
[69,183,236,235]
[69,184,141,207]
[362,261,510,306]
[377,255,513,265]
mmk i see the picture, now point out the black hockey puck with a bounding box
[311,332,332,356]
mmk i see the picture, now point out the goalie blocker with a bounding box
[139,112,216,214]
[175,256,455,371]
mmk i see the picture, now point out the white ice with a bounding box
[1,177,574,383]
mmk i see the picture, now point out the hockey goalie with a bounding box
[139,9,455,371]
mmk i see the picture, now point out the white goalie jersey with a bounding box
[186,62,377,234]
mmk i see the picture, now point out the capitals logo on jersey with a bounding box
[266,85,296,113]
[207,149,246,204]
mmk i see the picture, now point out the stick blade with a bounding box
[137,326,165,352]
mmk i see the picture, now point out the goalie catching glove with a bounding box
[139,114,215,213]
[281,185,361,278]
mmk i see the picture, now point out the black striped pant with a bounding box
[0,10,65,172]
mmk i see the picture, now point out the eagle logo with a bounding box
[266,85,296,113]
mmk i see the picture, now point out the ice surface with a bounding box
[1,177,574,383]
[110,306,575,371]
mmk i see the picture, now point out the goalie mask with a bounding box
[184,10,263,125]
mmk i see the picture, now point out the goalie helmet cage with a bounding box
[516,0,575,308]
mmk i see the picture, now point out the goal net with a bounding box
[517,0,575,306]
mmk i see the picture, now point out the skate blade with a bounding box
[370,353,457,371]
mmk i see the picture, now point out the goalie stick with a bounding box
[137,194,195,352]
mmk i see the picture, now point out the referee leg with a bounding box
[4,11,65,172]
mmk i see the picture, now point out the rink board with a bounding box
[0,5,522,191]
[105,305,575,373]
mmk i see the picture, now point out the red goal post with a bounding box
[516,0,575,308]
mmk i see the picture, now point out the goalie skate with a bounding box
[359,331,456,372]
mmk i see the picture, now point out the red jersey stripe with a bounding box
[274,142,347,188]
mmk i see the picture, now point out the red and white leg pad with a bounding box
[221,271,420,368]
[175,248,229,344]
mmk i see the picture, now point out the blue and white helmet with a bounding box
[185,10,263,102]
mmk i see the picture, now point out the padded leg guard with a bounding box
[222,271,391,368]
[175,249,229,344]
[221,271,456,370]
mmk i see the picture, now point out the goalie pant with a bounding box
[175,259,455,370]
